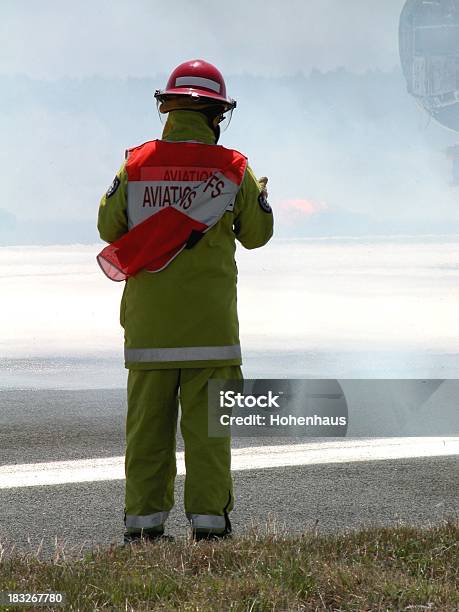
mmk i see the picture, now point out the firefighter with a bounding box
[97,59,273,543]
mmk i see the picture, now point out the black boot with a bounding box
[192,529,232,542]
[123,531,174,545]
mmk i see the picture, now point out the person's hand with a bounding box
[258,176,268,199]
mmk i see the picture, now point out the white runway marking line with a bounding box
[0,438,458,490]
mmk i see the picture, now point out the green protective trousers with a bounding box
[124,365,242,535]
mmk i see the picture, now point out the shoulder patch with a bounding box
[106,175,121,198]
[258,192,272,214]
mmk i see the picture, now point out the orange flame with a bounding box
[278,199,328,218]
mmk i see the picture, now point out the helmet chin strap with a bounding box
[202,107,224,143]
[209,113,221,144]
[213,124,221,144]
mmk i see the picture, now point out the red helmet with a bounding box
[155,59,236,110]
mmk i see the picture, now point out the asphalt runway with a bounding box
[0,389,457,555]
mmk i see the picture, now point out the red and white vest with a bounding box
[97,140,247,281]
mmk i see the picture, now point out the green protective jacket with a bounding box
[97,110,274,370]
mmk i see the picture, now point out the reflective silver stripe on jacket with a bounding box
[125,345,241,363]
[125,511,169,529]
[186,513,226,530]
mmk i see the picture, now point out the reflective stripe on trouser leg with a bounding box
[187,491,232,533]
[186,513,226,530]
[180,365,242,531]
[125,511,170,530]
[125,369,180,527]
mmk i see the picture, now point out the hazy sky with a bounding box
[1,0,405,78]
[2,0,458,244]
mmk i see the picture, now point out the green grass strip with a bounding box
[0,522,457,611]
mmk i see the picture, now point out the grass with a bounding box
[0,521,457,611]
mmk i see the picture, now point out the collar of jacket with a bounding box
[161,110,216,145]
